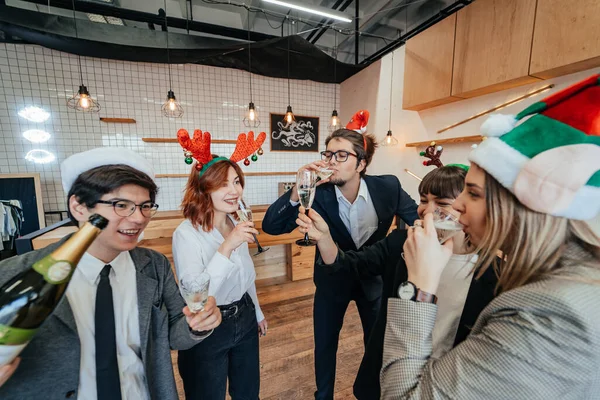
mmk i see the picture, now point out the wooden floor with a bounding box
[171,293,365,399]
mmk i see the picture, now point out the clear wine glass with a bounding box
[237,199,270,256]
[296,168,318,246]
[178,271,211,312]
[432,207,464,244]
[315,167,333,182]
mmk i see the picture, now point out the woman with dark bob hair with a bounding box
[296,165,498,399]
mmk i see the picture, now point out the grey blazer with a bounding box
[380,244,600,399]
[0,237,205,400]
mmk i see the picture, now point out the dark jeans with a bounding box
[313,283,381,400]
[178,292,260,400]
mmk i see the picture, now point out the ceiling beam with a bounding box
[308,0,353,45]
[18,0,277,41]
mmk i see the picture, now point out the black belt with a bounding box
[219,292,251,319]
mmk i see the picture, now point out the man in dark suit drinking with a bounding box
[262,110,418,399]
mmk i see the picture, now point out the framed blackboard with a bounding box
[270,113,319,152]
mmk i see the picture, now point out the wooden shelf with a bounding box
[156,172,296,178]
[100,118,136,123]
[142,138,237,144]
[405,135,483,147]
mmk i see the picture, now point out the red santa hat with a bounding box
[345,110,370,149]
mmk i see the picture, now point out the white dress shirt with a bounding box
[334,178,379,249]
[66,251,149,400]
[431,253,478,359]
[172,218,265,322]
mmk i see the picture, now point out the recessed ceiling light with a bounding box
[25,149,56,164]
[23,129,51,143]
[105,16,124,25]
[18,106,50,123]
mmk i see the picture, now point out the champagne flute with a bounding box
[432,207,464,244]
[315,167,333,182]
[296,168,318,246]
[178,271,211,312]
[237,199,270,256]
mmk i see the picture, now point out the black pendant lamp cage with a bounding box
[243,8,260,128]
[66,0,100,112]
[161,0,183,118]
[381,51,398,146]
[328,30,340,133]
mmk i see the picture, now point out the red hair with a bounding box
[181,158,245,232]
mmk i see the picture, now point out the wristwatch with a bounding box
[397,281,438,304]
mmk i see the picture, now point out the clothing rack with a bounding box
[0,200,24,260]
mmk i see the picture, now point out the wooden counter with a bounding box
[31,206,316,286]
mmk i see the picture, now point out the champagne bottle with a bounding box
[0,214,108,366]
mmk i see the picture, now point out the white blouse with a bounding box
[172,218,264,322]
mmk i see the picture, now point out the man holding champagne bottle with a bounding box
[0,147,222,399]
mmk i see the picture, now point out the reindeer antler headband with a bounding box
[177,129,267,175]
[420,141,469,171]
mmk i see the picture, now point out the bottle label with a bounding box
[0,343,28,367]
[0,324,37,345]
[32,257,74,285]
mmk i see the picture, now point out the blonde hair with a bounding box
[474,171,600,292]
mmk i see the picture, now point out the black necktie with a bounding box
[95,264,122,400]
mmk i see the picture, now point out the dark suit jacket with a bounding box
[262,174,418,301]
[0,237,207,400]
[321,229,498,400]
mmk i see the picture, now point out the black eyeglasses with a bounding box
[320,150,359,163]
[96,200,159,218]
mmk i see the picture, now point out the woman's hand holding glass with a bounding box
[218,221,259,259]
[183,296,222,334]
[295,206,330,242]
[403,213,454,295]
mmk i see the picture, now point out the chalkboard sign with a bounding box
[270,113,319,152]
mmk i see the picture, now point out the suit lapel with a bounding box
[453,261,498,346]
[316,185,354,249]
[130,249,158,361]
[363,176,390,223]
[53,294,77,333]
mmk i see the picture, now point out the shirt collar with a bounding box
[78,251,129,284]
[334,178,369,204]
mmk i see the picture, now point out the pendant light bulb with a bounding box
[162,90,184,118]
[328,109,340,133]
[243,102,261,128]
[67,84,101,112]
[381,130,399,147]
[284,105,295,125]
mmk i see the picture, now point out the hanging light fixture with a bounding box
[243,9,260,127]
[66,0,100,112]
[381,51,398,146]
[161,0,183,118]
[283,34,295,126]
[328,30,340,133]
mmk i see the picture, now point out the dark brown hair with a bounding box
[67,164,158,221]
[181,157,245,231]
[325,128,378,176]
[418,165,467,199]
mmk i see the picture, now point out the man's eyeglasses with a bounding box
[320,150,359,163]
[96,200,159,218]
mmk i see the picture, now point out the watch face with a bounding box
[398,282,416,299]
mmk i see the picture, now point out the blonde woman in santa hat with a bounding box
[381,75,600,399]
[0,148,222,399]
[262,110,419,400]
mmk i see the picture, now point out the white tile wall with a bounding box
[0,43,339,217]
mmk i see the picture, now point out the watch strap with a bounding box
[415,289,438,304]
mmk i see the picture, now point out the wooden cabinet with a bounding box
[530,0,600,79]
[451,0,541,98]
[403,14,462,111]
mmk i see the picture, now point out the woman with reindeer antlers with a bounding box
[173,128,268,399]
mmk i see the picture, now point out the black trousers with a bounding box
[313,283,381,400]
[178,293,259,400]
